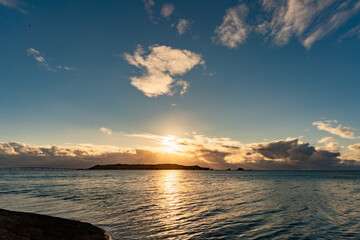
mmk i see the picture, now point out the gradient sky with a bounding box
[1,0,360,169]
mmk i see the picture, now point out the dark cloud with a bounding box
[250,139,354,170]
[256,139,316,162]
[196,149,232,169]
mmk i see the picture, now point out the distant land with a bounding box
[89,164,211,170]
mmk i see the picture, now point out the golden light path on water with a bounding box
[1,170,360,239]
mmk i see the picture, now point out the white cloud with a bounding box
[27,48,55,72]
[313,120,358,139]
[348,143,360,152]
[214,3,250,48]
[57,65,74,71]
[177,19,191,35]
[317,141,343,152]
[124,45,204,97]
[318,137,334,143]
[161,3,175,18]
[100,127,112,135]
[27,48,74,72]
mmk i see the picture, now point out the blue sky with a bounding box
[1,0,360,169]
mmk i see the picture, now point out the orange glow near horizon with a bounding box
[161,136,183,154]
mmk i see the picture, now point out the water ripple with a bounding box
[1,170,360,239]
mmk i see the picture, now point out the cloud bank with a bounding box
[124,45,204,97]
[2,133,359,170]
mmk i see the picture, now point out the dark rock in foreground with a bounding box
[89,163,211,170]
[0,208,109,240]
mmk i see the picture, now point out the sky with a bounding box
[1,0,360,169]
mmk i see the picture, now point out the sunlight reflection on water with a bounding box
[1,170,360,239]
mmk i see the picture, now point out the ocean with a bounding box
[1,170,360,239]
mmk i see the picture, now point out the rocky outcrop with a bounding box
[0,208,110,240]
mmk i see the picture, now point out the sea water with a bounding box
[1,170,360,239]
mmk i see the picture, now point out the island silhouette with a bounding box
[89,164,211,170]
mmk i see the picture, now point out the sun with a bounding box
[161,136,182,153]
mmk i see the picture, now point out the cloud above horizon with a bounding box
[0,0,25,13]
[318,137,334,143]
[339,24,360,41]
[143,0,155,21]
[215,0,360,49]
[348,143,360,152]
[177,19,191,35]
[2,132,359,170]
[161,3,175,18]
[214,3,250,49]
[313,120,358,139]
[100,127,112,135]
[124,45,204,97]
[27,48,74,72]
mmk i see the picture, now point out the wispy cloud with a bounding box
[161,3,175,18]
[27,48,74,72]
[214,3,250,49]
[215,1,360,49]
[100,127,112,135]
[313,120,358,139]
[265,0,334,46]
[177,19,191,35]
[261,0,360,49]
[303,0,360,49]
[348,143,360,152]
[339,24,360,41]
[124,45,204,97]
[143,0,155,21]
[0,0,25,13]
[318,137,334,143]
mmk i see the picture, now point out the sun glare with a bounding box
[161,136,182,153]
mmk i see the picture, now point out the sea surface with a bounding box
[1,170,360,239]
